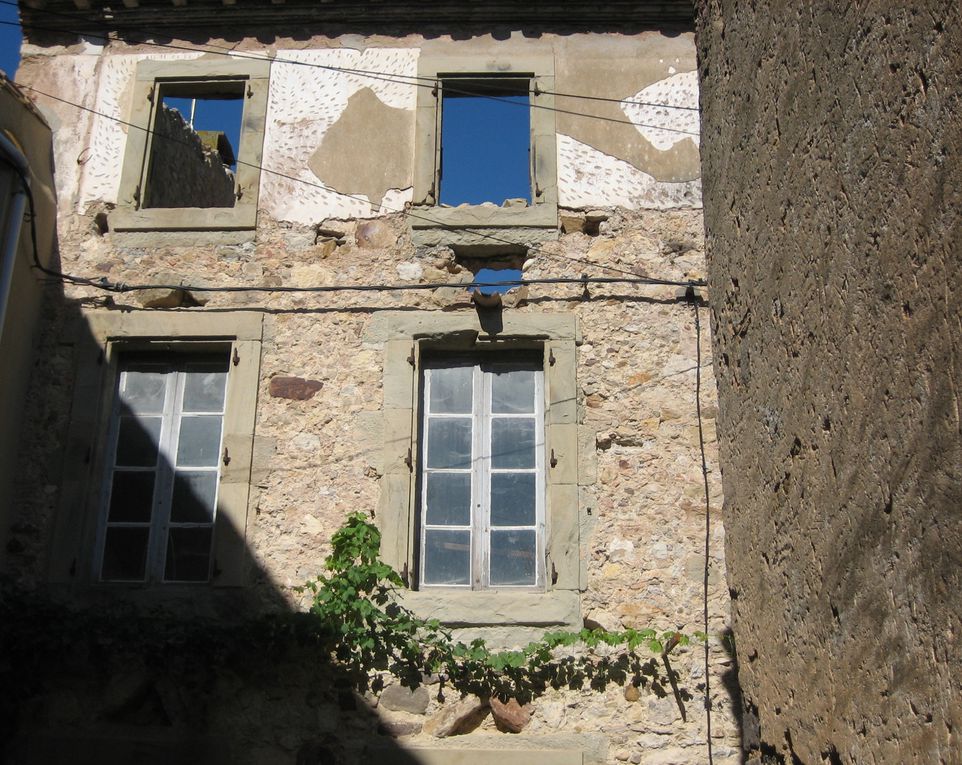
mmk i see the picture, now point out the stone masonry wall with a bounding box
[144,103,235,208]
[697,3,961,764]
[8,28,738,765]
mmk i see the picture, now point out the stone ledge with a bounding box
[396,589,580,629]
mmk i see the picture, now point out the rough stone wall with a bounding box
[144,103,235,208]
[8,28,738,765]
[696,3,961,763]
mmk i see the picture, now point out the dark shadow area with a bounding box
[20,3,694,44]
[0,294,422,765]
[718,626,747,764]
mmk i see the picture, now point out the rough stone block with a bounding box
[379,685,430,715]
[268,376,323,400]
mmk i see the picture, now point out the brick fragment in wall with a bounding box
[269,376,323,400]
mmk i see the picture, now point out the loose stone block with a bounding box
[490,696,534,733]
[379,685,430,715]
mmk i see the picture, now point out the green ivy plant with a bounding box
[299,512,700,703]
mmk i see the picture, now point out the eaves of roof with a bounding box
[20,0,695,37]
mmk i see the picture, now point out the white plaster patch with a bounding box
[621,69,700,150]
[557,135,701,209]
[607,538,635,562]
[261,48,418,224]
[395,261,423,281]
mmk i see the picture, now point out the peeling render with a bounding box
[261,47,419,222]
[557,135,701,209]
[622,70,700,150]
[308,87,415,210]
[28,34,702,229]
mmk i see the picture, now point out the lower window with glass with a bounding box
[418,353,545,589]
[97,352,229,583]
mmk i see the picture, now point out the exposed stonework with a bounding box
[8,20,736,765]
[143,103,236,208]
[697,2,962,763]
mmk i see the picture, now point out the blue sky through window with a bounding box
[0,5,22,79]
[163,95,243,170]
[440,80,530,207]
[472,267,523,296]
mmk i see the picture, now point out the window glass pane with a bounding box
[177,416,223,467]
[491,418,536,469]
[428,365,473,413]
[423,529,471,585]
[440,80,531,206]
[427,417,473,469]
[115,416,161,467]
[490,473,536,527]
[120,370,166,414]
[170,471,218,523]
[107,471,155,522]
[101,527,150,581]
[164,527,213,582]
[490,529,537,586]
[491,369,535,413]
[183,368,228,412]
[425,472,472,526]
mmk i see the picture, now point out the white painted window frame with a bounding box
[97,354,228,584]
[419,356,545,590]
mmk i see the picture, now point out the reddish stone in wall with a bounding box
[269,376,323,400]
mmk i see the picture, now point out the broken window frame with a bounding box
[112,56,270,233]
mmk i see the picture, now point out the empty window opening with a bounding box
[458,254,526,295]
[439,77,531,207]
[99,352,229,583]
[417,353,545,590]
[142,81,245,209]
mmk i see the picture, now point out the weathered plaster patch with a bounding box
[557,134,701,209]
[78,52,206,209]
[308,87,414,208]
[622,70,700,150]
[554,34,700,184]
[261,47,417,223]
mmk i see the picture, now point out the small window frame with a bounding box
[47,311,263,590]
[112,56,270,233]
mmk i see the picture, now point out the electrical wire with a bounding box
[692,295,715,765]
[5,112,705,296]
[1,9,700,132]
[17,81,694,283]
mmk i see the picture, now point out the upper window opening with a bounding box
[439,77,531,207]
[99,352,229,584]
[142,80,245,210]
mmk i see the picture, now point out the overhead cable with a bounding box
[19,82,695,283]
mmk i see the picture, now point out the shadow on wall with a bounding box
[0,295,424,765]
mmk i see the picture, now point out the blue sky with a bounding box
[440,92,530,207]
[0,3,21,79]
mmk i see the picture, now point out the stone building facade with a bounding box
[6,2,739,763]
